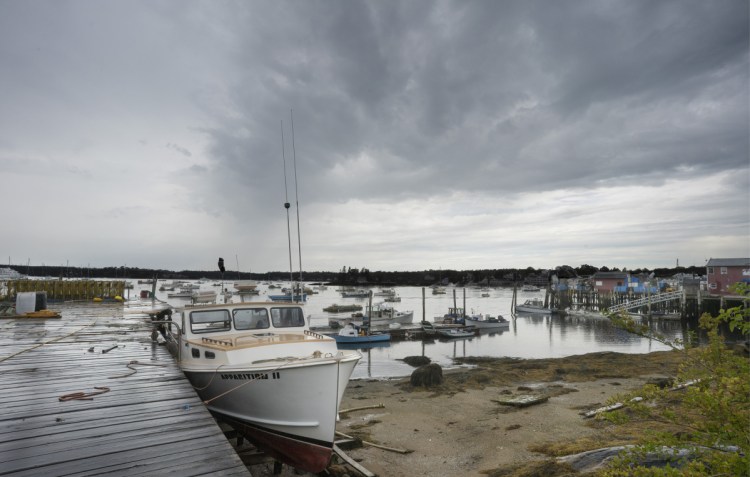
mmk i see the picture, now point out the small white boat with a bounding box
[159,301,361,473]
[464,314,510,330]
[365,304,414,327]
[515,298,554,314]
[341,288,370,298]
[191,290,217,304]
[330,304,414,328]
[167,287,194,298]
[437,328,475,339]
[565,307,605,319]
[234,280,258,292]
[521,284,541,292]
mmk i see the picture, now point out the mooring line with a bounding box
[0,318,99,363]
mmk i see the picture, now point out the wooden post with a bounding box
[422,287,425,323]
[462,288,466,318]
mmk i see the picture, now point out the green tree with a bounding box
[603,284,749,476]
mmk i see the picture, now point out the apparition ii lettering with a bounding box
[220,372,280,380]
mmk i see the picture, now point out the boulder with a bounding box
[402,356,431,367]
[410,363,443,387]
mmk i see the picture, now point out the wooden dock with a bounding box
[0,302,250,476]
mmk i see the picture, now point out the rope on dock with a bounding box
[59,386,111,401]
[109,360,168,379]
[0,319,99,364]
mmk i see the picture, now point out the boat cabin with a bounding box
[173,302,308,339]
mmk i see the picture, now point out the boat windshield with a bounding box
[233,307,270,330]
[190,309,231,334]
[270,306,306,328]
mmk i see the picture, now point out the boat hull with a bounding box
[182,354,359,473]
[334,333,390,344]
[463,317,510,329]
[218,413,334,472]
[514,306,553,314]
[437,329,475,339]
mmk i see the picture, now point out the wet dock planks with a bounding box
[0,302,250,476]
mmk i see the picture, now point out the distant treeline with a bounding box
[8,263,705,287]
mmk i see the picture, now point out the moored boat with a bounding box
[433,307,466,324]
[437,328,475,339]
[341,288,370,298]
[233,280,258,292]
[464,313,510,330]
[167,287,194,298]
[330,303,414,329]
[333,323,390,344]
[191,289,218,304]
[323,303,363,313]
[158,301,361,473]
[514,298,555,314]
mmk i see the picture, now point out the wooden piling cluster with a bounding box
[2,280,126,301]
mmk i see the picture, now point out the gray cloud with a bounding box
[0,0,746,271]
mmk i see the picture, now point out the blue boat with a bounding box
[333,323,391,344]
[334,333,391,344]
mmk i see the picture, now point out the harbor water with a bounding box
[130,280,687,380]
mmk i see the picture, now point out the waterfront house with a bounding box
[705,258,750,295]
[592,271,630,293]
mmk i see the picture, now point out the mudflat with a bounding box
[249,350,685,477]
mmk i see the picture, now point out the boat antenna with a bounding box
[235,254,241,280]
[290,109,303,286]
[281,120,295,297]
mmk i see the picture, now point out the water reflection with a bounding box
[127,280,691,380]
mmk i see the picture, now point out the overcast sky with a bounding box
[1,1,748,274]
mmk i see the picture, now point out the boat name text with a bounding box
[220,372,280,380]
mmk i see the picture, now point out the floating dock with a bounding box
[0,302,250,476]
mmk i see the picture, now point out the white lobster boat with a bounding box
[160,301,361,473]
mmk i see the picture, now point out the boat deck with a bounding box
[196,329,330,350]
[0,301,250,476]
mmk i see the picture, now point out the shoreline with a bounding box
[247,350,686,477]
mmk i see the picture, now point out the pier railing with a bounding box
[606,290,684,313]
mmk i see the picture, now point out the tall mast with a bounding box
[290,109,302,283]
[281,120,294,294]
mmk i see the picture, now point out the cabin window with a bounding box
[270,307,306,328]
[233,308,270,330]
[190,309,231,333]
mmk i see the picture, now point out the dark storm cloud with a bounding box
[192,0,747,214]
